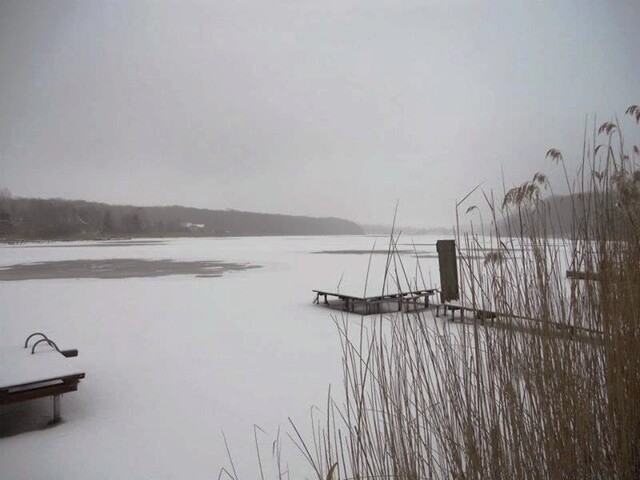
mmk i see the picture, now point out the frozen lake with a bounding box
[0,235,445,479]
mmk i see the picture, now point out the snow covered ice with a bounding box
[0,235,442,479]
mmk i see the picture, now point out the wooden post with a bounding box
[52,395,61,423]
[437,240,459,303]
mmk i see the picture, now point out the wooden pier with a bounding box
[313,288,437,315]
[436,302,497,322]
[311,239,455,316]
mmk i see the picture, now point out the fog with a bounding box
[1,1,638,226]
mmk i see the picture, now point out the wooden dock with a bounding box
[313,288,437,315]
[436,302,497,322]
[311,238,453,316]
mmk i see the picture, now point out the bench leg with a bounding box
[52,395,61,423]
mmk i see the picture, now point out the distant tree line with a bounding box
[361,223,454,236]
[0,193,363,240]
[0,196,177,239]
[495,191,614,239]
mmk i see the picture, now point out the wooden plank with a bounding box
[0,372,84,393]
[312,289,436,302]
[0,380,80,405]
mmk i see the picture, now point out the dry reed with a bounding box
[224,107,640,479]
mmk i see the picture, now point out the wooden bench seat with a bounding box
[1,341,85,424]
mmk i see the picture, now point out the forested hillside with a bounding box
[0,195,364,240]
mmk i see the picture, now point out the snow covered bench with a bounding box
[0,335,85,424]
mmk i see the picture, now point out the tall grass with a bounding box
[224,107,640,479]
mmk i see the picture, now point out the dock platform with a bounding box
[436,302,497,322]
[313,288,437,315]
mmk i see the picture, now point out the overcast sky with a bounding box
[0,1,638,227]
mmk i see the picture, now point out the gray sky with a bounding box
[0,1,638,227]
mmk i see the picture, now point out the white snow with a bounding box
[0,347,84,390]
[0,235,444,479]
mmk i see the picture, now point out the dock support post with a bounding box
[437,240,459,303]
[52,395,61,423]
